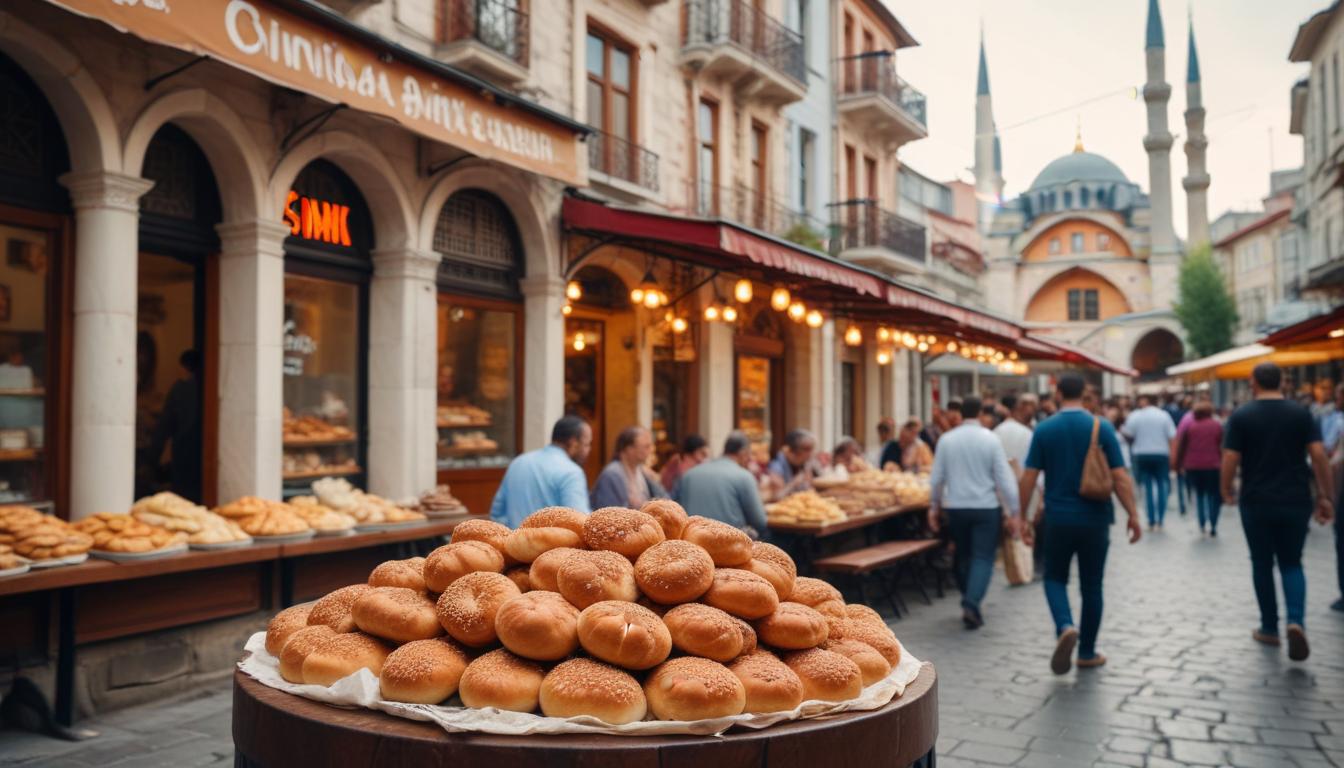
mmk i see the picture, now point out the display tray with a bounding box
[0,561,31,578]
[436,419,493,429]
[249,529,318,544]
[353,519,430,533]
[91,542,189,562]
[283,436,356,448]
[283,467,362,481]
[189,538,256,551]
[420,506,468,519]
[438,445,500,459]
[313,527,355,537]
[29,553,89,569]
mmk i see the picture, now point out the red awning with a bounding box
[1019,336,1139,377]
[1259,305,1344,347]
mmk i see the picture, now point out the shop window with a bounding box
[737,355,773,464]
[0,223,53,506]
[436,299,517,470]
[1067,288,1099,321]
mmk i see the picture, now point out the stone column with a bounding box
[863,339,882,448]
[60,171,154,520]
[215,219,290,502]
[520,275,566,451]
[816,320,837,448]
[368,248,441,500]
[697,319,735,453]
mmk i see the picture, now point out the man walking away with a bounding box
[1020,374,1142,674]
[1330,383,1344,613]
[1221,363,1335,660]
[489,416,593,527]
[995,394,1037,476]
[928,398,1021,629]
[676,431,769,538]
[1122,395,1177,530]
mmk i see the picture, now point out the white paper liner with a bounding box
[238,631,927,736]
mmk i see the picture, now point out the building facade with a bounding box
[1289,2,1344,298]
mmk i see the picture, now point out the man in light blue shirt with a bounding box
[489,416,593,528]
[1121,396,1177,530]
[928,397,1021,629]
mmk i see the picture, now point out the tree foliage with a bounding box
[1173,244,1238,359]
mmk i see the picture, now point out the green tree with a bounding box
[1173,244,1237,358]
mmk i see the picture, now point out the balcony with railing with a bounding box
[828,198,926,275]
[690,181,827,247]
[587,129,660,198]
[436,0,529,85]
[837,52,928,145]
[680,0,807,105]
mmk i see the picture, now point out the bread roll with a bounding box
[307,584,373,633]
[633,540,715,605]
[733,617,758,656]
[302,632,393,687]
[663,603,743,662]
[458,648,544,712]
[729,650,805,713]
[644,657,746,720]
[278,624,336,683]
[527,546,582,592]
[577,600,672,670]
[844,603,886,629]
[539,658,647,724]
[812,599,847,619]
[744,542,797,601]
[504,565,532,592]
[423,541,505,593]
[788,577,844,610]
[822,638,891,686]
[582,507,665,560]
[680,516,753,566]
[265,603,313,657]
[828,619,901,667]
[379,637,469,704]
[449,518,515,564]
[435,571,522,647]
[520,507,588,536]
[495,591,581,661]
[782,648,863,702]
[640,499,689,540]
[352,587,443,643]
[504,526,584,563]
[367,557,427,592]
[701,568,779,620]
[556,550,638,609]
[754,602,828,649]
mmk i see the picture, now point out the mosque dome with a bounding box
[1029,151,1130,190]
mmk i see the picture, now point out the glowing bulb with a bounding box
[927,335,937,345]
[946,341,957,352]
[787,301,806,322]
[771,287,791,311]
[573,334,586,351]
[805,309,824,328]
[917,341,929,352]
[566,280,582,301]
[902,333,917,348]
[704,305,720,321]
[876,350,892,365]
[664,310,675,322]
[734,279,754,303]
[672,317,688,333]
[1009,351,1019,360]
[876,326,891,342]
[643,291,662,309]
[844,326,862,346]
[722,305,739,322]
[630,287,645,304]
[561,303,573,316]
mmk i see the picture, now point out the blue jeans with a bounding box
[1186,468,1221,532]
[1175,471,1188,516]
[1239,503,1310,634]
[1133,454,1170,526]
[1041,522,1110,659]
[945,507,1002,613]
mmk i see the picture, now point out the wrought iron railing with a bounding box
[828,198,926,265]
[440,0,529,66]
[587,130,660,192]
[681,0,805,85]
[689,181,827,246]
[837,52,927,129]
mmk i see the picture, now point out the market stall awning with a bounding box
[1166,342,1339,380]
[1017,336,1139,377]
[1258,304,1344,348]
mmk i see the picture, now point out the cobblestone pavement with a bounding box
[1,502,1340,767]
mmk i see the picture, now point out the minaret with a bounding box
[1143,0,1180,308]
[1182,11,1211,249]
[973,29,1004,237]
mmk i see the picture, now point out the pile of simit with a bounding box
[263,500,903,725]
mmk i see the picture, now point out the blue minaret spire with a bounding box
[1146,0,1165,49]
[977,29,990,96]
[1186,11,1200,82]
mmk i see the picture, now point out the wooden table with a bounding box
[768,505,924,538]
[232,665,939,768]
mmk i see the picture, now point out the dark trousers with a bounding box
[1335,513,1343,600]
[1240,503,1311,632]
[945,508,1002,612]
[1041,522,1110,658]
[1186,468,1222,531]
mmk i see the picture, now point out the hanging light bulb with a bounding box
[671,316,688,333]
[917,341,929,352]
[722,305,739,323]
[946,340,957,352]
[566,280,582,301]
[787,301,806,322]
[876,326,891,342]
[630,286,645,305]
[561,303,573,316]
[642,289,663,309]
[805,309,824,328]
[927,335,937,345]
[734,279,754,304]
[902,332,917,348]
[573,334,586,351]
[664,310,675,323]
[704,304,720,322]
[771,287,791,311]
[844,325,862,346]
[1009,351,1019,360]
[876,349,892,365]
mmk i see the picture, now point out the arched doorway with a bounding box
[1131,328,1184,381]
[564,264,633,483]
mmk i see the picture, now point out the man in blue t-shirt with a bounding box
[1020,373,1142,675]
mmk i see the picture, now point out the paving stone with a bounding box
[1156,717,1211,740]
[1167,738,1231,765]
[949,742,1026,765]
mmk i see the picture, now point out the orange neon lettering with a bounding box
[284,191,355,246]
[284,190,301,235]
[300,196,314,240]
[337,205,351,246]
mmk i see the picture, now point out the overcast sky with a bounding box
[891,0,1321,236]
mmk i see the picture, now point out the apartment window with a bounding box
[1097,233,1111,251]
[1070,232,1085,253]
[863,155,878,201]
[696,99,718,215]
[750,122,768,228]
[585,30,635,149]
[1048,237,1061,255]
[798,129,815,212]
[794,0,808,58]
[1067,288,1099,321]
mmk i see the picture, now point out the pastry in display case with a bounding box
[74,512,188,556]
[0,505,93,565]
[131,492,252,547]
[436,301,517,471]
[415,484,468,517]
[736,355,773,461]
[312,478,427,527]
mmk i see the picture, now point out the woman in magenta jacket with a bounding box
[1175,398,1225,536]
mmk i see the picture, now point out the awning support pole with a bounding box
[144,55,209,91]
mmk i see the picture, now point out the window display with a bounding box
[737,354,772,465]
[283,274,361,485]
[437,297,517,470]
[0,223,51,506]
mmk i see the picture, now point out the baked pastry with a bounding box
[576,600,671,670]
[11,523,93,560]
[744,541,797,601]
[435,571,521,647]
[379,637,470,704]
[505,525,583,564]
[844,603,887,629]
[782,648,863,702]
[640,499,689,539]
[307,584,373,633]
[788,577,846,619]
[278,624,337,683]
[581,507,665,561]
[754,602,828,649]
[302,632,393,687]
[494,591,580,661]
[289,496,356,533]
[556,550,638,609]
[680,517,753,566]
[729,650,805,713]
[826,619,901,667]
[73,513,185,553]
[734,617,758,656]
[417,485,467,517]
[633,540,715,605]
[644,657,746,720]
[458,648,544,712]
[449,518,514,563]
[520,507,588,536]
[701,568,779,620]
[663,603,743,662]
[0,544,23,570]
[527,547,582,593]
[821,638,891,686]
[353,587,443,643]
[265,604,314,656]
[540,658,647,724]
[368,557,427,592]
[423,541,504,593]
[132,492,252,545]
[504,565,531,592]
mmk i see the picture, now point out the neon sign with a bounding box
[283,190,352,246]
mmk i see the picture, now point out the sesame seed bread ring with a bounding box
[378,637,470,704]
[539,658,648,725]
[633,539,715,605]
[644,657,746,721]
[680,516,753,567]
[435,571,522,647]
[582,507,665,561]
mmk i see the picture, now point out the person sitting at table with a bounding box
[591,425,667,509]
[867,417,896,467]
[659,433,709,495]
[675,431,768,538]
[766,429,820,497]
[883,419,933,473]
[831,437,866,473]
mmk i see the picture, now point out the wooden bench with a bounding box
[812,539,944,619]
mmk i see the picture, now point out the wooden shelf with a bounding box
[282,467,361,481]
[0,388,44,397]
[283,437,356,448]
[0,448,42,462]
[436,421,493,430]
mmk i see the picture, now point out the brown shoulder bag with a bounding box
[1079,417,1115,501]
